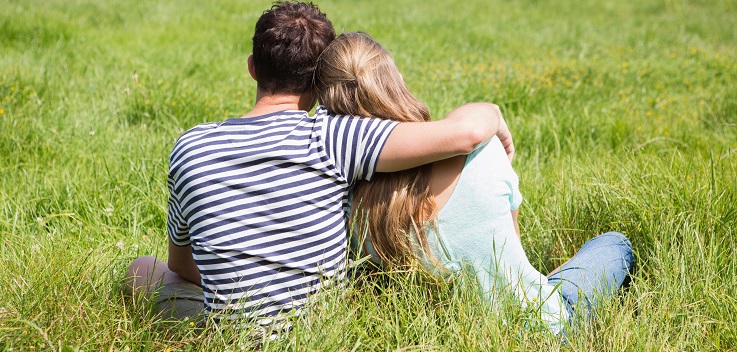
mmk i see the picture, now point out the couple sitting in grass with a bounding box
[125,1,633,335]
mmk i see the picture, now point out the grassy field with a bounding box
[1,0,736,350]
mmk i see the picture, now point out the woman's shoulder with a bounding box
[470,137,510,165]
[430,155,466,211]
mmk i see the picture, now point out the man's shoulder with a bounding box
[171,112,315,157]
[314,105,399,128]
[313,105,362,121]
[176,121,221,143]
[169,121,224,163]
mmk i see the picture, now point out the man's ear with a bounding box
[247,55,257,81]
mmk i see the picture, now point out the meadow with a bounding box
[1,0,736,350]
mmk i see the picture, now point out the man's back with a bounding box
[166,108,396,319]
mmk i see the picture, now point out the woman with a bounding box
[314,32,634,334]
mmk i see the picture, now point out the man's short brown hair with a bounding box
[252,1,335,95]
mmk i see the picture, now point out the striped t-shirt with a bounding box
[166,106,398,319]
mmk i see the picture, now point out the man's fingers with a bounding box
[502,137,515,162]
[496,116,515,162]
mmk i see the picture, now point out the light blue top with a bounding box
[353,137,568,334]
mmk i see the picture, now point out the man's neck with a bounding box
[242,89,316,118]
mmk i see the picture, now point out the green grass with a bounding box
[1,0,736,350]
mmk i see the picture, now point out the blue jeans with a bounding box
[547,232,634,319]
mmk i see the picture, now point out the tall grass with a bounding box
[1,0,735,350]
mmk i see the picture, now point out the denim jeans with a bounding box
[547,232,635,319]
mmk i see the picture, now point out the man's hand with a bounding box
[497,115,514,162]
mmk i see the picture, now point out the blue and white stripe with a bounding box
[167,106,397,319]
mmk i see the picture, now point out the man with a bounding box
[125,1,513,323]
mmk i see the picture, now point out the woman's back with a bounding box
[360,137,569,332]
[431,137,567,331]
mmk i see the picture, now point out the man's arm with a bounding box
[376,103,513,172]
[168,239,201,285]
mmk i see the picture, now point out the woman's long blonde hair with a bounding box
[315,32,437,267]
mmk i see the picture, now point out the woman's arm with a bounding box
[512,209,521,241]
